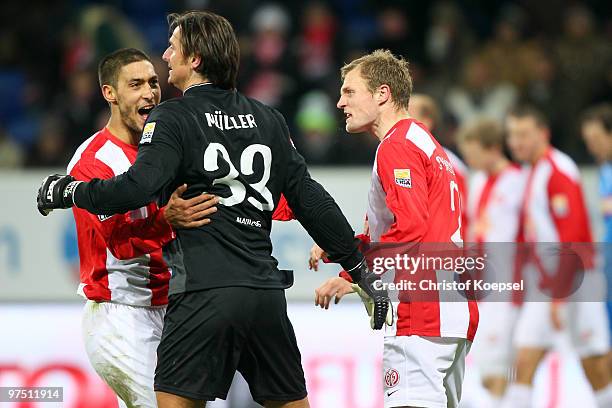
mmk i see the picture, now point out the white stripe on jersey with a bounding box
[367,145,395,242]
[406,122,436,158]
[106,249,154,305]
[550,149,580,181]
[467,168,526,242]
[67,133,99,173]
[527,160,559,242]
[95,140,133,175]
[438,280,471,337]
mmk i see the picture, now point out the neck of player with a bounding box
[180,72,211,93]
[371,108,411,141]
[530,143,549,165]
[487,156,510,175]
[106,113,141,146]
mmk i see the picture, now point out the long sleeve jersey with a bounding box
[72,84,363,294]
[68,127,174,306]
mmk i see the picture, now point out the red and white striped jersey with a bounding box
[518,147,595,298]
[367,119,478,340]
[467,165,526,243]
[522,148,592,244]
[67,128,174,307]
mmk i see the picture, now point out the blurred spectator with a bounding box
[445,54,518,126]
[369,6,417,61]
[294,90,337,164]
[521,47,563,141]
[25,116,70,168]
[425,1,475,82]
[78,5,148,63]
[480,4,542,90]
[554,5,612,157]
[53,67,106,154]
[0,0,609,168]
[61,5,148,78]
[296,1,338,88]
[0,126,24,168]
[240,3,297,116]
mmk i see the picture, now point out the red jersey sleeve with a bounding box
[546,169,594,269]
[376,140,430,242]
[70,156,175,260]
[272,194,294,221]
[546,170,592,243]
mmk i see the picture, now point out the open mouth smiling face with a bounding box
[137,105,155,122]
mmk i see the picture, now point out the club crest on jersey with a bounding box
[551,194,569,217]
[394,169,412,188]
[140,122,156,144]
[384,368,400,388]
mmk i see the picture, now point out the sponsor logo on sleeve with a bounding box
[394,169,412,188]
[551,194,569,217]
[140,122,156,144]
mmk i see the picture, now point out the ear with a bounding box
[101,84,117,104]
[376,84,391,106]
[191,55,201,71]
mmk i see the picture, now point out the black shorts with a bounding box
[154,287,307,404]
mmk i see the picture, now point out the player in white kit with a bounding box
[502,105,612,408]
[457,118,526,405]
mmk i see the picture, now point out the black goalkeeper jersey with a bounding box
[74,83,362,294]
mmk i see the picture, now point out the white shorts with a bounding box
[383,336,471,408]
[82,301,165,408]
[470,302,518,378]
[514,301,609,357]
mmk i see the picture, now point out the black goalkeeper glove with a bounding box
[37,174,82,216]
[347,259,393,330]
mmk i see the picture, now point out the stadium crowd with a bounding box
[0,0,611,168]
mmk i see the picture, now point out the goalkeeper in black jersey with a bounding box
[37,11,391,407]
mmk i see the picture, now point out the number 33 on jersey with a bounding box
[203,142,274,211]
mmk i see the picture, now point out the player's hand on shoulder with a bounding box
[315,277,354,309]
[164,184,218,229]
[308,243,327,271]
[37,174,81,216]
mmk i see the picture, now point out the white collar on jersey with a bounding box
[183,82,213,94]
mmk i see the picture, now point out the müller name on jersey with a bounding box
[374,279,524,293]
[204,110,258,131]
